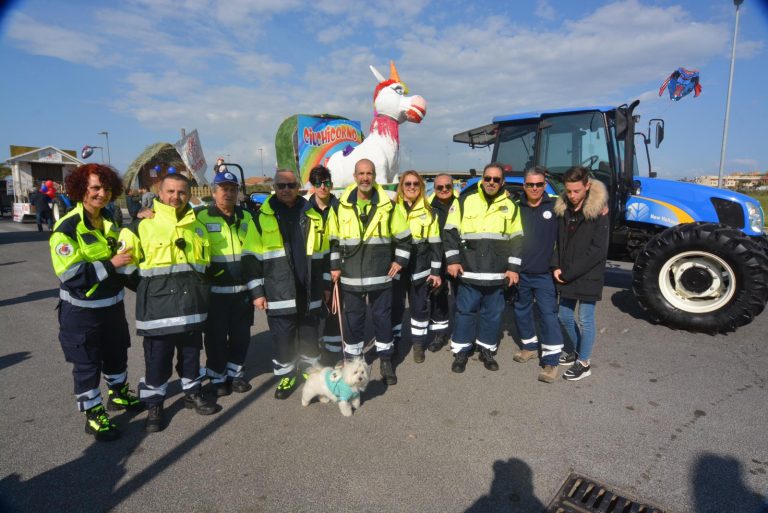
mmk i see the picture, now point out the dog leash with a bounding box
[330,281,347,366]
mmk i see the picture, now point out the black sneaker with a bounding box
[84,404,120,442]
[107,383,143,411]
[274,375,298,399]
[451,352,469,373]
[563,361,591,381]
[428,333,449,353]
[144,403,165,433]
[380,359,397,385]
[479,349,499,371]
[412,345,425,363]
[231,377,252,393]
[559,352,576,366]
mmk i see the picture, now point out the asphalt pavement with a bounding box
[0,217,766,513]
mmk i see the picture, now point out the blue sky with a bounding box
[1,0,766,180]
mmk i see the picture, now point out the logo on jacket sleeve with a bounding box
[55,242,73,257]
[195,227,204,238]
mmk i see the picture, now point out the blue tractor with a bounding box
[453,100,768,333]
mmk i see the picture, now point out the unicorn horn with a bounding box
[369,65,386,83]
[389,61,401,83]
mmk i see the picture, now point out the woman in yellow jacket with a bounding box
[392,171,442,363]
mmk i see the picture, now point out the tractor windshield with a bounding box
[494,111,612,192]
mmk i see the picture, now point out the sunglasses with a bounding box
[434,184,452,192]
[524,182,545,189]
[275,182,299,190]
[483,176,502,184]
[312,180,333,189]
[402,181,420,188]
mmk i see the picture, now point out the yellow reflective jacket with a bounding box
[50,203,126,308]
[444,182,524,287]
[253,196,328,316]
[394,197,442,284]
[327,184,411,292]
[195,205,261,297]
[118,200,210,336]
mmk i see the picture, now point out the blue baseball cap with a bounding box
[214,171,239,185]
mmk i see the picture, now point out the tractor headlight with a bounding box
[746,201,764,233]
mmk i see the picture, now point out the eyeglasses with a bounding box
[403,181,420,188]
[524,182,545,189]
[312,180,333,189]
[434,184,452,192]
[275,182,299,190]
[483,176,502,184]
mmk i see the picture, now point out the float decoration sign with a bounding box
[297,116,363,185]
[174,129,209,186]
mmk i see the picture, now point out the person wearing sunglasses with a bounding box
[307,165,342,365]
[552,166,609,381]
[444,162,523,373]
[50,163,141,442]
[426,173,458,353]
[392,171,442,364]
[251,169,327,399]
[327,159,411,385]
[510,166,563,383]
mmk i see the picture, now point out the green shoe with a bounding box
[274,375,297,400]
[84,404,120,442]
[107,383,143,411]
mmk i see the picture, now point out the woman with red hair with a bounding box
[49,164,141,442]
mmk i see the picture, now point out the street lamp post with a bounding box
[258,148,264,176]
[717,0,744,188]
[98,131,111,166]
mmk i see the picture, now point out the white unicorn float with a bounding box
[325,61,427,187]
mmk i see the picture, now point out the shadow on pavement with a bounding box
[464,458,544,513]
[0,231,52,245]
[0,332,277,513]
[610,289,656,325]
[0,288,59,308]
[693,453,765,513]
[0,261,25,267]
[0,352,32,371]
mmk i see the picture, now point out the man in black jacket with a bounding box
[31,188,53,231]
[512,166,563,383]
[552,166,609,381]
[427,173,456,352]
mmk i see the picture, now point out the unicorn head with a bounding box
[369,61,426,125]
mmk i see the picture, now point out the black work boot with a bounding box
[451,352,469,373]
[84,404,120,442]
[380,359,397,385]
[479,349,499,371]
[184,391,221,415]
[428,333,449,353]
[214,380,232,397]
[107,382,143,411]
[412,345,426,364]
[144,403,165,433]
[231,377,252,393]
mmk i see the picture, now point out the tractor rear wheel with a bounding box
[632,222,768,333]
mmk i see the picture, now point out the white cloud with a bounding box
[534,0,557,21]
[4,12,104,65]
[730,158,759,169]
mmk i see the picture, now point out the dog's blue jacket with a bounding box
[324,369,359,402]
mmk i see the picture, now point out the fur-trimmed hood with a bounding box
[554,178,607,220]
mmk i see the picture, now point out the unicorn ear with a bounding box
[369,65,386,83]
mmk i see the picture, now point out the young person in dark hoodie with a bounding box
[512,166,563,383]
[552,166,609,381]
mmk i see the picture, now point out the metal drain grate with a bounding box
[543,473,668,513]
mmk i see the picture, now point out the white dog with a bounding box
[300,358,370,417]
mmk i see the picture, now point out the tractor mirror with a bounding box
[655,123,664,148]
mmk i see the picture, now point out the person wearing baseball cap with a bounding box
[196,170,260,398]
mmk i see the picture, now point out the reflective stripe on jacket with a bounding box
[195,205,261,296]
[444,182,524,287]
[118,199,210,336]
[253,196,328,316]
[395,197,442,284]
[327,184,411,292]
[50,203,125,308]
